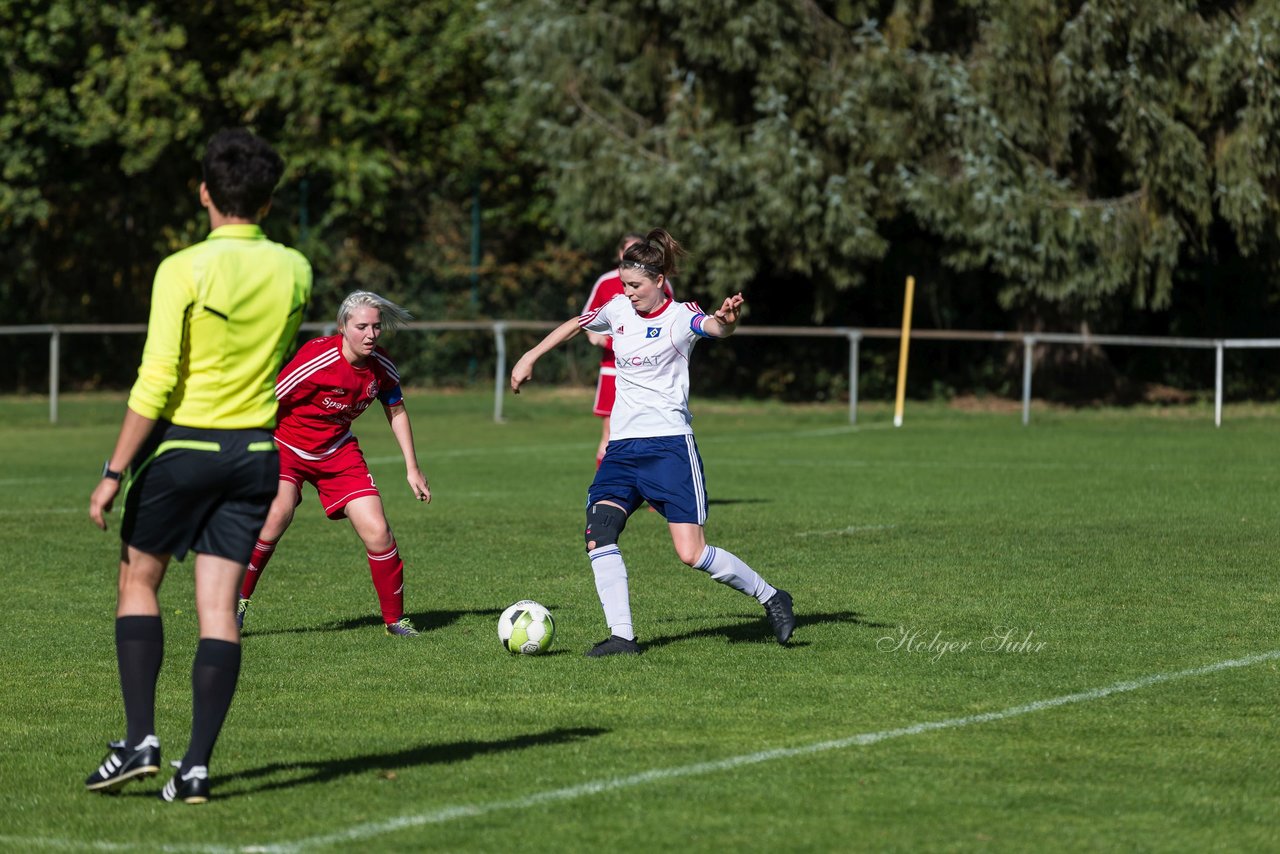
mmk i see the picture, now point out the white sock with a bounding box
[694,545,775,604]
[588,545,635,640]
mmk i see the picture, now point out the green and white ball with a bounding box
[498,600,555,655]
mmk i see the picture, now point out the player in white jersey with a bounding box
[510,228,795,656]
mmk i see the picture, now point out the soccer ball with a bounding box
[498,600,555,655]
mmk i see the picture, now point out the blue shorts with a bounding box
[587,435,708,524]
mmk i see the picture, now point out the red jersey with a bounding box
[582,268,674,367]
[272,335,404,460]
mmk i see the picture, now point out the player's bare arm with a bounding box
[510,317,583,393]
[385,403,431,503]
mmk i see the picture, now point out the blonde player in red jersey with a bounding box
[237,291,431,636]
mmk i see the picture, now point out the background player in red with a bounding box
[581,232,673,467]
[236,290,431,636]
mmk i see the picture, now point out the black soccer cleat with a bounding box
[85,735,161,792]
[585,635,642,657]
[160,762,210,804]
[763,589,795,645]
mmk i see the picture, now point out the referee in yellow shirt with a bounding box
[85,128,312,804]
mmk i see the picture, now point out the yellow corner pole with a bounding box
[893,275,915,428]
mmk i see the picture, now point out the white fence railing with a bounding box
[2,321,1276,426]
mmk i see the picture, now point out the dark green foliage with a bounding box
[0,0,587,390]
[487,1,1280,343]
[5,2,1280,399]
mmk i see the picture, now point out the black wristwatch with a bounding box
[101,462,123,481]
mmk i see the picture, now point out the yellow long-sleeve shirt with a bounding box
[127,224,312,429]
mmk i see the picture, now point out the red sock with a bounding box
[240,539,277,599]
[368,540,404,624]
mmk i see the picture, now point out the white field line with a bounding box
[7,648,1276,854]
[365,441,588,463]
[799,524,898,536]
[277,650,1280,852]
[361,425,863,465]
[0,507,84,516]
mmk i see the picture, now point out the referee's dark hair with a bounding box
[202,128,285,219]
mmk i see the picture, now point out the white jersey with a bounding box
[579,295,711,440]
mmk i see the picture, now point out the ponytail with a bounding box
[621,228,686,279]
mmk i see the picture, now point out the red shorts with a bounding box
[278,439,379,519]
[593,367,617,417]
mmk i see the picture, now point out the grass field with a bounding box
[1,389,1277,852]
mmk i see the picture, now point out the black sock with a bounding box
[115,616,163,747]
[181,638,241,773]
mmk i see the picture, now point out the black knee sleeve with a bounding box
[585,503,628,551]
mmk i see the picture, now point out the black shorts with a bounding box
[120,422,279,563]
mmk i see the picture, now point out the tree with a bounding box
[8,1,1280,397]
[486,0,890,320]
[486,0,1280,338]
[0,0,578,390]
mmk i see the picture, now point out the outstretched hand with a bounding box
[713,293,745,328]
[510,318,582,393]
[510,355,534,394]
